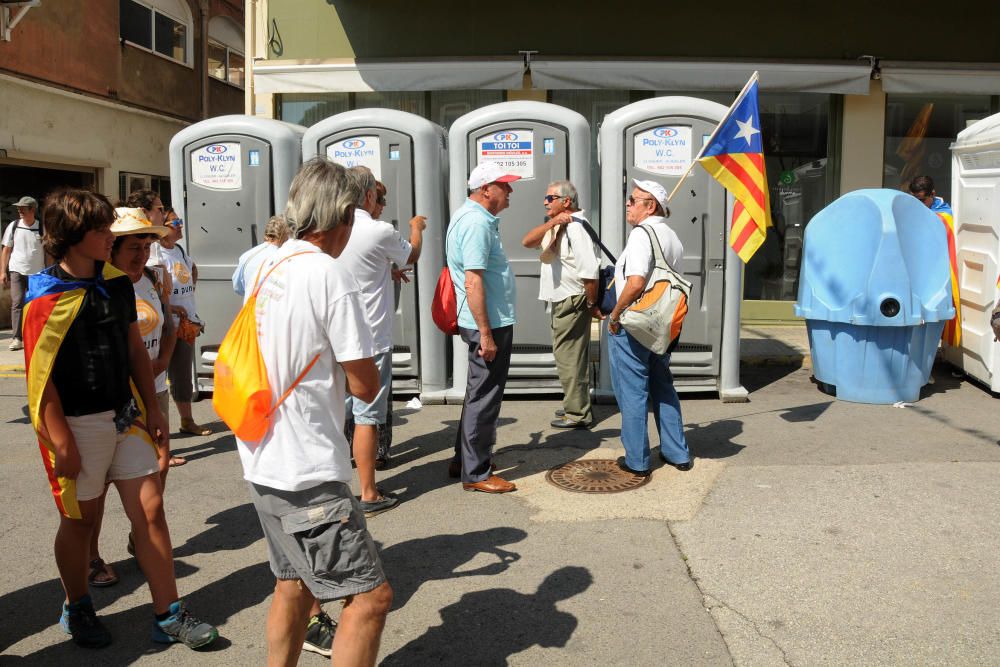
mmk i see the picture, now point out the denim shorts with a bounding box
[345,351,392,426]
[249,480,386,601]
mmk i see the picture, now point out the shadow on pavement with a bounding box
[173,503,263,558]
[380,565,592,666]
[379,527,528,610]
[741,363,804,393]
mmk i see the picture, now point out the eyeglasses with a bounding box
[167,219,184,228]
[543,194,565,204]
[627,196,656,206]
[376,196,386,206]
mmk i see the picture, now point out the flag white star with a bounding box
[733,117,760,146]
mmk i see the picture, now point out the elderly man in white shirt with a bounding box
[1,195,45,350]
[340,167,427,516]
[237,158,393,665]
[607,179,692,478]
[521,180,601,428]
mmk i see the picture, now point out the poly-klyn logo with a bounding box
[342,139,366,149]
[205,144,228,154]
[653,128,679,138]
[493,132,519,142]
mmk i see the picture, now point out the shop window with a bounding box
[355,92,427,117]
[119,0,191,66]
[883,94,992,202]
[275,90,503,130]
[208,16,245,88]
[119,172,171,207]
[744,93,835,301]
[276,94,351,127]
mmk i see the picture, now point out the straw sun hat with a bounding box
[111,207,169,238]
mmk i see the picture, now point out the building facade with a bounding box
[246,1,1000,320]
[0,0,244,219]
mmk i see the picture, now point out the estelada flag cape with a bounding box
[22,262,155,519]
[931,199,961,348]
[699,74,772,263]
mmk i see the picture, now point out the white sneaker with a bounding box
[8,338,23,351]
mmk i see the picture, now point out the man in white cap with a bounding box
[607,179,691,477]
[2,195,45,350]
[446,162,521,493]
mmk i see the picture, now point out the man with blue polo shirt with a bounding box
[446,162,521,494]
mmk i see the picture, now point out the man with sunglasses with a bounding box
[908,175,952,216]
[339,167,426,515]
[521,181,600,429]
[446,162,521,494]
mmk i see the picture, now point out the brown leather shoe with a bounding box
[462,475,516,494]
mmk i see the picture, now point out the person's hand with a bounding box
[591,306,605,320]
[409,215,427,233]
[157,441,170,476]
[478,331,497,362]
[607,315,621,335]
[146,408,170,451]
[551,212,572,226]
[392,267,412,283]
[171,305,188,319]
[53,440,81,479]
[0,271,8,288]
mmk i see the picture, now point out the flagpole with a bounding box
[666,71,760,203]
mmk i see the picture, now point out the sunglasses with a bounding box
[376,196,386,206]
[167,219,184,228]
[543,194,565,204]
[627,196,655,206]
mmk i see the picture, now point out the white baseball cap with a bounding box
[468,162,522,189]
[631,179,670,215]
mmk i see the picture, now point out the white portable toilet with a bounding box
[169,115,305,395]
[946,113,1000,392]
[302,109,449,401]
[598,97,747,402]
[447,101,590,398]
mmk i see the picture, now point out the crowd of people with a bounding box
[6,160,962,663]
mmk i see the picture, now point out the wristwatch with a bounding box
[586,300,595,309]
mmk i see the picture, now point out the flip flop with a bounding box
[88,558,119,588]
[169,456,188,467]
[179,421,212,436]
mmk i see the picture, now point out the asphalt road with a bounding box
[2,362,999,665]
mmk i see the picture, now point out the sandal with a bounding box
[88,558,119,588]
[169,455,188,467]
[179,420,212,436]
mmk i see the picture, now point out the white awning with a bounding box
[253,59,524,94]
[880,62,1000,95]
[529,60,873,94]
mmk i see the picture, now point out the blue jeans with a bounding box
[608,327,690,471]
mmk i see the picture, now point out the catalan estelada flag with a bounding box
[23,263,152,519]
[931,198,961,347]
[698,73,772,263]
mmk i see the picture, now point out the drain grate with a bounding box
[545,459,651,494]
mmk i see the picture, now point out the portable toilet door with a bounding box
[947,112,1000,392]
[169,115,305,395]
[598,97,747,402]
[448,101,590,396]
[302,109,449,400]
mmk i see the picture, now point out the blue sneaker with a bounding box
[152,600,218,649]
[62,595,112,648]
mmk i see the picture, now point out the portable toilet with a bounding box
[947,113,1000,392]
[598,97,747,402]
[302,109,449,400]
[169,115,305,395]
[447,101,590,398]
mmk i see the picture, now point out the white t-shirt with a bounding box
[133,273,168,393]
[538,212,601,303]
[2,218,45,275]
[614,217,684,289]
[236,239,375,491]
[336,209,412,354]
[148,243,196,326]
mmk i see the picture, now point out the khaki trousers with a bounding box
[551,293,593,423]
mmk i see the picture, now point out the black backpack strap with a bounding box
[572,215,617,264]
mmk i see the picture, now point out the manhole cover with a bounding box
[545,459,651,494]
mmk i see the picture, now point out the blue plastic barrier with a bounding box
[795,189,955,404]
